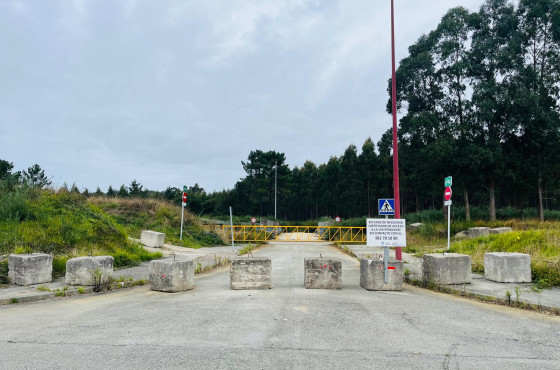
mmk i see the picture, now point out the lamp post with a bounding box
[274,163,277,219]
[391,0,402,261]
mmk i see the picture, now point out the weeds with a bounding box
[92,268,110,293]
[77,287,85,294]
[36,286,50,292]
[11,297,18,304]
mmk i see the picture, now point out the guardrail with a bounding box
[221,225,366,243]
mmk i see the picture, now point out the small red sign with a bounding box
[335,216,341,223]
[444,186,452,201]
[251,217,257,224]
[182,192,187,202]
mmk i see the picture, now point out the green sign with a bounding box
[444,176,452,187]
[183,186,188,192]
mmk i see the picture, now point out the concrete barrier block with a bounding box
[304,258,342,289]
[230,257,271,290]
[468,227,490,238]
[150,260,194,292]
[360,259,403,291]
[66,256,114,286]
[141,230,165,248]
[423,253,471,285]
[489,227,513,235]
[484,252,531,283]
[409,223,423,231]
[8,253,53,285]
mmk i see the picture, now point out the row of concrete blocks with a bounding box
[422,252,532,284]
[467,227,512,238]
[8,254,114,286]
[149,257,405,292]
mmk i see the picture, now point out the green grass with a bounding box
[0,188,161,282]
[406,218,560,287]
[89,197,226,248]
[238,243,262,255]
[449,229,560,287]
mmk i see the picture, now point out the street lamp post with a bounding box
[274,163,277,219]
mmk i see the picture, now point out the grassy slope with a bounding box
[87,197,227,248]
[0,189,161,281]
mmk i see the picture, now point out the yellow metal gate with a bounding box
[221,225,366,243]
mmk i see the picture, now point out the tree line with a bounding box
[388,0,560,221]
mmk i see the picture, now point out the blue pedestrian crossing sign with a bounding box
[378,199,395,216]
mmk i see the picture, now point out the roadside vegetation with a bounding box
[88,196,227,248]
[0,184,161,279]
[404,216,560,288]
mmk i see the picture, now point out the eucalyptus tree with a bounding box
[433,6,477,220]
[468,0,518,220]
[514,0,560,220]
[387,30,445,212]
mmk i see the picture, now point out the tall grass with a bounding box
[88,196,226,248]
[0,188,161,280]
[450,228,560,286]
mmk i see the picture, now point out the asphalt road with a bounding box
[1,242,559,369]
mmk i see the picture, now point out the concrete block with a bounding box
[360,259,403,291]
[230,257,271,290]
[468,227,490,238]
[66,256,114,286]
[150,260,194,292]
[8,253,53,285]
[489,227,513,235]
[304,258,342,289]
[141,230,165,248]
[484,252,531,283]
[409,223,423,231]
[423,253,471,285]
[455,231,468,239]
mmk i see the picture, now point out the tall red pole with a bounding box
[391,0,402,261]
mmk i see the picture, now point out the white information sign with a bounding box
[366,218,407,247]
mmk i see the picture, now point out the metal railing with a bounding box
[221,225,366,243]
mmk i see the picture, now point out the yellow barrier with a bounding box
[221,225,366,243]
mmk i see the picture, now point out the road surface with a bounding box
[1,242,559,369]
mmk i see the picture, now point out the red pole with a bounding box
[391,0,402,261]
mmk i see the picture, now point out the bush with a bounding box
[0,185,35,222]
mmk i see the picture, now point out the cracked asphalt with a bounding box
[1,242,559,369]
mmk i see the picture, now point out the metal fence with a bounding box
[221,225,366,243]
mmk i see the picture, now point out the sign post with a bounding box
[366,218,406,283]
[444,177,452,250]
[180,190,187,241]
[229,206,234,247]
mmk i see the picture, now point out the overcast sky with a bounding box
[0,0,486,193]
